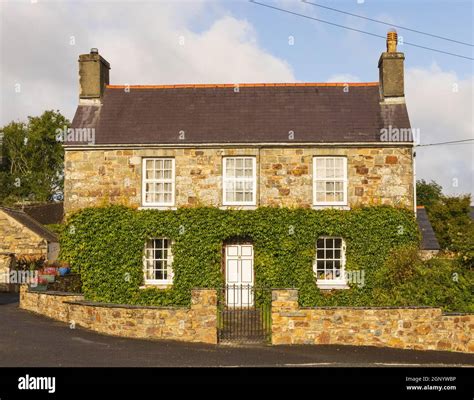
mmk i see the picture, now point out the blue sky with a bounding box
[1,0,473,198]
[231,0,474,81]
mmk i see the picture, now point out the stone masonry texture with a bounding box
[64,147,413,213]
[19,286,217,344]
[271,289,474,353]
[0,211,48,257]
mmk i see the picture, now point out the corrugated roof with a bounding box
[416,207,440,250]
[69,83,412,145]
[0,207,58,243]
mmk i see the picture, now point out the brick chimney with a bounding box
[78,48,110,104]
[378,29,405,102]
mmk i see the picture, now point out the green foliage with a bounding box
[415,178,473,268]
[373,246,473,312]
[427,195,473,265]
[416,179,442,208]
[60,205,424,307]
[0,110,69,205]
[14,256,46,271]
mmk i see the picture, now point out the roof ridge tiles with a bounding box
[106,82,379,90]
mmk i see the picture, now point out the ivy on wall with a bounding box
[60,205,420,307]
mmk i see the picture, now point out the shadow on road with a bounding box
[0,292,19,305]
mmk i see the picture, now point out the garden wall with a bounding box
[272,289,474,353]
[19,286,217,344]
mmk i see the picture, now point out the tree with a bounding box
[0,110,69,205]
[427,195,473,267]
[416,179,443,207]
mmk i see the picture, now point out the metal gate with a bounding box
[217,284,272,344]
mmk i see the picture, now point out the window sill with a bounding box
[219,205,257,210]
[313,205,350,210]
[316,281,349,290]
[140,283,173,290]
[139,206,177,210]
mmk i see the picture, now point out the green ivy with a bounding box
[60,205,420,307]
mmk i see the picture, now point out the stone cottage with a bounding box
[65,31,415,294]
[0,207,59,291]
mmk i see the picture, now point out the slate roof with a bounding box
[21,202,64,225]
[416,206,440,250]
[0,207,58,243]
[69,83,412,145]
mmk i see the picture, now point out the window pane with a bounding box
[316,192,325,202]
[317,239,324,249]
[245,158,253,168]
[145,238,173,283]
[334,238,342,248]
[236,158,243,168]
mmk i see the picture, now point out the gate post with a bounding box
[271,289,299,345]
[190,289,218,344]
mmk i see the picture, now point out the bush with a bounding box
[14,256,46,271]
[373,246,473,312]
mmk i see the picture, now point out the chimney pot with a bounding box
[387,29,398,53]
[90,48,99,54]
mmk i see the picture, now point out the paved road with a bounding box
[1,293,473,367]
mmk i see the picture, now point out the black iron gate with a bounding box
[217,285,271,344]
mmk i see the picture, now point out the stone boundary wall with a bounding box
[272,289,474,353]
[19,286,217,344]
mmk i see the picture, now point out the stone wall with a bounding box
[0,211,48,256]
[0,254,14,292]
[271,289,474,353]
[19,286,217,344]
[64,146,413,213]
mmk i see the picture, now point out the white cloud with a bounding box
[326,73,360,82]
[0,1,295,125]
[405,64,474,198]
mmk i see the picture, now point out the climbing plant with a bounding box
[60,205,423,307]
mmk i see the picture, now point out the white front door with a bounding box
[225,244,254,307]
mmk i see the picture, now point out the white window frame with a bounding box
[142,158,175,207]
[143,238,174,285]
[222,156,257,206]
[313,236,348,289]
[312,156,348,206]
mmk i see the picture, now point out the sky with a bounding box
[0,0,473,198]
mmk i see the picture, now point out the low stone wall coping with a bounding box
[299,306,439,310]
[64,299,188,310]
[27,289,83,297]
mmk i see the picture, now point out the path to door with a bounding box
[1,293,473,367]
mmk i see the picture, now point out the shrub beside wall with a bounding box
[60,205,434,308]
